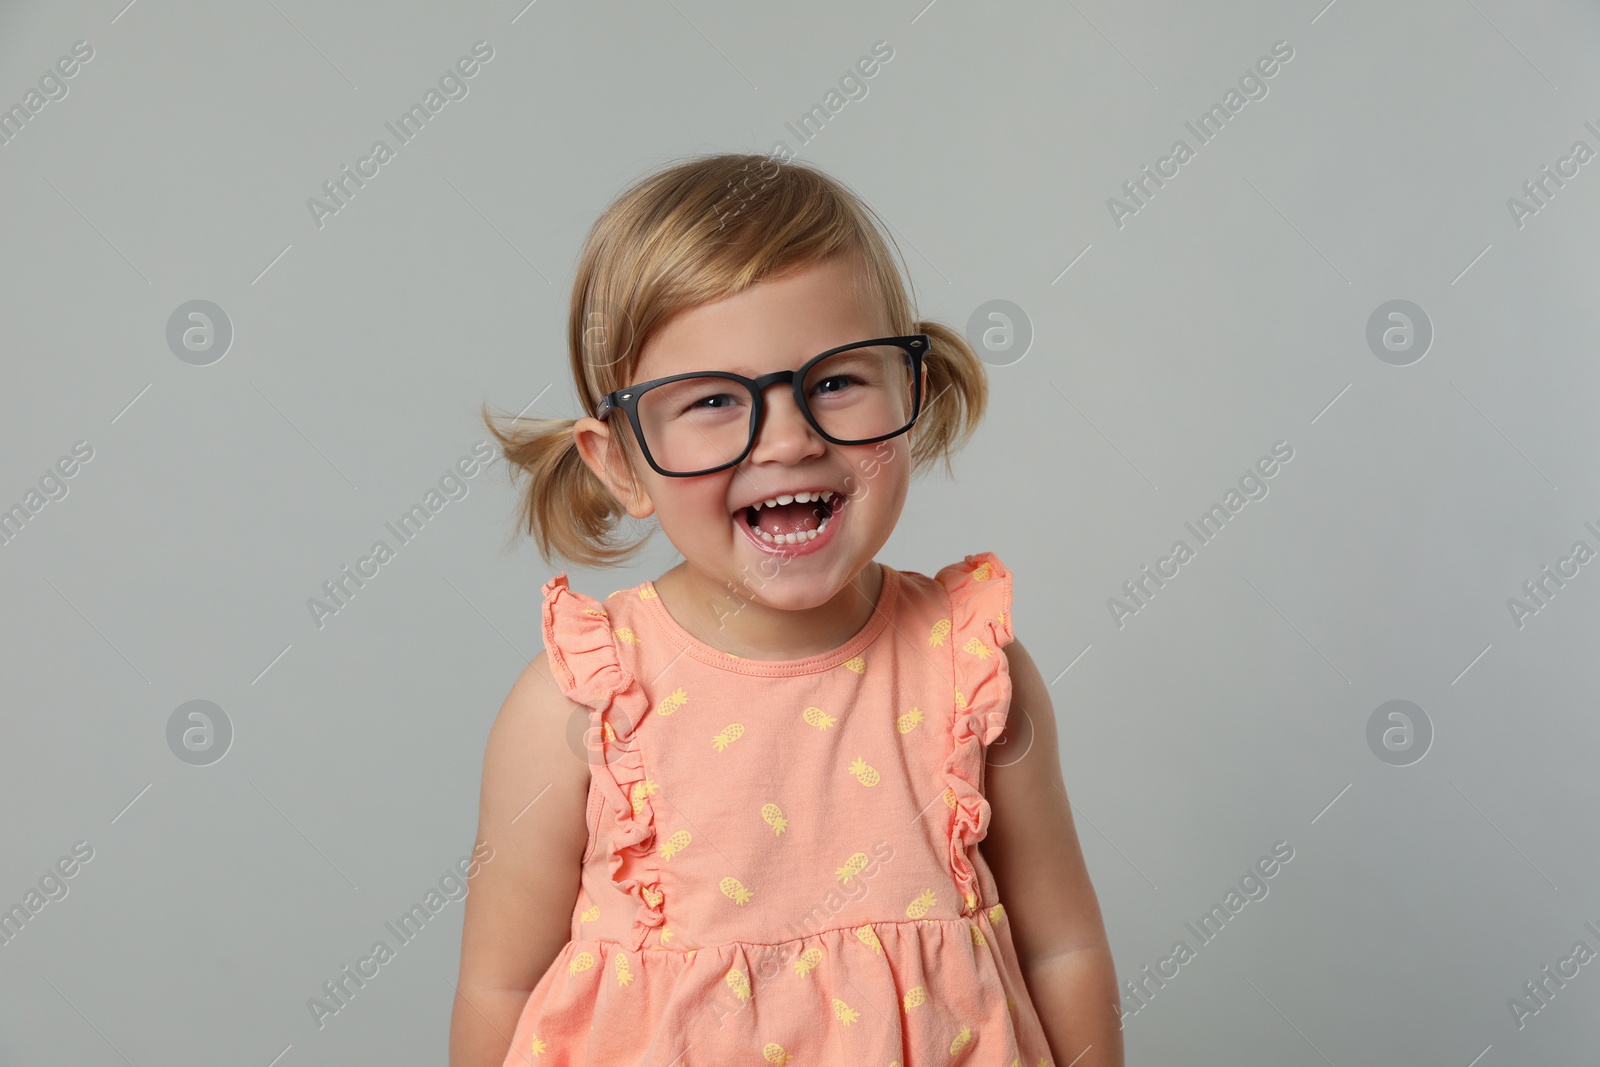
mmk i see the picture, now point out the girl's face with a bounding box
[573,254,915,612]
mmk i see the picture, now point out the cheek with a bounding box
[850,441,909,487]
[656,482,738,529]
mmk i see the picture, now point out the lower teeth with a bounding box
[748,506,833,546]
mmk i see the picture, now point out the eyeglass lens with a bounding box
[633,344,915,475]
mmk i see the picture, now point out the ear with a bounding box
[572,417,656,519]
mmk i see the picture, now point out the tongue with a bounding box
[752,500,826,537]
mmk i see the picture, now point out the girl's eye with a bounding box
[813,374,864,396]
[684,393,739,413]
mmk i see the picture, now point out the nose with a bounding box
[747,382,825,465]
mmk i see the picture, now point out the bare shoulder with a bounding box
[457,651,593,996]
[990,636,1065,790]
[481,650,592,816]
[984,634,1109,968]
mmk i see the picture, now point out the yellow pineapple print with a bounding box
[962,636,994,660]
[802,706,837,730]
[929,619,951,646]
[579,904,599,923]
[906,889,937,919]
[834,851,870,883]
[1006,993,1016,1012]
[989,902,1006,924]
[529,1032,548,1055]
[642,886,663,907]
[896,706,925,733]
[615,626,640,646]
[659,829,691,861]
[972,560,993,581]
[902,985,927,1009]
[631,778,659,814]
[761,1043,791,1064]
[615,952,634,986]
[964,889,978,911]
[969,923,987,947]
[854,924,883,954]
[720,876,754,905]
[793,946,822,977]
[831,997,860,1025]
[659,927,674,945]
[656,687,688,716]
[843,655,866,674]
[568,951,595,976]
[638,585,658,599]
[761,802,789,836]
[581,607,606,616]
[711,723,745,751]
[602,719,617,744]
[848,756,880,787]
[725,968,751,1000]
[950,1025,974,1054]
[942,787,958,810]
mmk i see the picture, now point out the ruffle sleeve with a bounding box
[540,573,665,951]
[931,551,1015,916]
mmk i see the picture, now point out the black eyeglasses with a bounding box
[595,335,928,477]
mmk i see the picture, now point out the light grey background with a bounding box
[2,0,1598,1063]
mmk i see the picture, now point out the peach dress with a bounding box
[502,551,1057,1066]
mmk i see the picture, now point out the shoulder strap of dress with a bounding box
[540,572,625,709]
[931,550,1016,915]
[935,550,1015,740]
[538,572,666,950]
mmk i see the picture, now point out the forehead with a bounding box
[630,256,888,382]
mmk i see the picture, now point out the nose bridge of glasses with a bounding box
[751,368,815,428]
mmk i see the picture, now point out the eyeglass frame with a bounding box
[593,334,929,478]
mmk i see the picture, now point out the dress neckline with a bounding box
[637,564,901,677]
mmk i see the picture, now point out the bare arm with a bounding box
[450,651,593,1067]
[982,637,1123,1067]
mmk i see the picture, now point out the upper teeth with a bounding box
[751,490,835,511]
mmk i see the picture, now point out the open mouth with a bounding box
[737,489,838,547]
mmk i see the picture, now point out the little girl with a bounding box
[451,154,1121,1067]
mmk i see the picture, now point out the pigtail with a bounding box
[480,401,649,568]
[908,320,989,478]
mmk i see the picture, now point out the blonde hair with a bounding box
[482,152,991,568]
